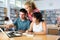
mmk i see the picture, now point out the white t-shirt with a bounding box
[4,20,13,25]
[4,20,14,31]
[33,22,43,32]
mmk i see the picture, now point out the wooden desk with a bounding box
[0,32,60,40]
[47,24,59,35]
[0,25,6,28]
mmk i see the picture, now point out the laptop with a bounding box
[0,28,22,38]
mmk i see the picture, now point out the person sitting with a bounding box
[4,17,14,31]
[26,12,46,35]
[5,8,30,33]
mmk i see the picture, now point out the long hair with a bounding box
[25,1,37,10]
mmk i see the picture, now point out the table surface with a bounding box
[0,32,60,40]
[0,25,59,29]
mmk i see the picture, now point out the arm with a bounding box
[4,21,14,29]
[5,19,17,28]
[4,23,15,29]
[8,24,15,28]
[26,21,30,30]
[34,22,46,35]
[26,22,33,33]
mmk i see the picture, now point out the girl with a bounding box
[26,12,46,35]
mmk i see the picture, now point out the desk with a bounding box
[0,25,5,27]
[47,25,59,35]
[0,32,60,40]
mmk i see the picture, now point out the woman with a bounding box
[25,1,40,22]
[26,12,46,35]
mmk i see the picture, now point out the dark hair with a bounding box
[32,12,43,22]
[19,8,28,15]
[5,17,9,21]
[19,8,28,20]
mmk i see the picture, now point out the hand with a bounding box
[5,25,9,29]
[26,30,29,33]
[26,30,33,34]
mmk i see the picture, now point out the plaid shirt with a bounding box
[13,17,30,31]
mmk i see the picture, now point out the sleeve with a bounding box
[13,18,17,25]
[26,20,30,30]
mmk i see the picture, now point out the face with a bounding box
[19,12,25,19]
[25,5,32,12]
[32,17,36,23]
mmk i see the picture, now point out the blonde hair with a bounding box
[25,1,37,10]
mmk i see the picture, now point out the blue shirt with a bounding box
[13,17,30,31]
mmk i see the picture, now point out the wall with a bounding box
[34,0,60,10]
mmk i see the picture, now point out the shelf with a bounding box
[41,9,60,24]
[10,8,18,22]
[0,21,4,25]
[0,7,7,25]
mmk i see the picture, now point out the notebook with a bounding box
[23,33,34,37]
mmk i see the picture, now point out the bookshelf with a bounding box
[41,9,60,24]
[0,7,7,25]
[10,8,19,22]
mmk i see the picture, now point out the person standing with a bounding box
[25,1,40,22]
